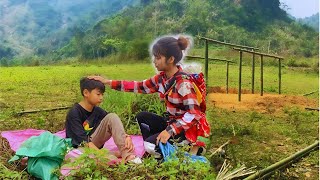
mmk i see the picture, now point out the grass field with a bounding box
[0,62,319,179]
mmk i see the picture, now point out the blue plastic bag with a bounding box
[159,142,209,164]
[184,152,209,164]
[159,142,177,161]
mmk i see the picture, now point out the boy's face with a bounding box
[83,88,104,106]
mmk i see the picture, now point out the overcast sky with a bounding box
[280,0,319,18]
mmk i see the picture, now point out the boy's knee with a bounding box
[135,111,148,123]
[107,113,119,119]
[104,113,121,124]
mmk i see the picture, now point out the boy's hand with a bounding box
[87,76,111,86]
[156,130,171,145]
[87,142,99,150]
[125,135,134,152]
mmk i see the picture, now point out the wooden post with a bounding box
[252,53,255,94]
[238,51,243,101]
[205,40,209,88]
[226,62,229,94]
[278,58,281,94]
[260,55,263,96]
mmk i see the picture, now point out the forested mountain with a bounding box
[1,0,318,66]
[297,13,319,31]
[0,0,138,61]
[57,0,318,62]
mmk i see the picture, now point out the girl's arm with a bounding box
[88,75,160,94]
[110,75,160,94]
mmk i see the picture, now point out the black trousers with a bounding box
[136,111,186,145]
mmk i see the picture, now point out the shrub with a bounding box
[61,145,216,179]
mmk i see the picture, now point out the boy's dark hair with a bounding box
[80,77,105,96]
[152,36,189,64]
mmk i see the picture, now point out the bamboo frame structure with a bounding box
[198,37,259,95]
[233,47,284,101]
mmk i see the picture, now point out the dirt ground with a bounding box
[207,87,318,114]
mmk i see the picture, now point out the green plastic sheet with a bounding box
[9,131,71,180]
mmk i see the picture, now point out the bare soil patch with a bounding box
[207,87,318,114]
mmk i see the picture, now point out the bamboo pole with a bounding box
[205,40,209,88]
[17,106,72,115]
[252,53,255,94]
[238,51,243,101]
[278,58,281,94]
[244,141,319,180]
[226,62,229,94]
[260,55,263,96]
[233,47,284,59]
[186,55,234,63]
[199,37,259,50]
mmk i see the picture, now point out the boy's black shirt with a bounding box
[65,103,108,147]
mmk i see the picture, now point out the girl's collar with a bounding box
[162,65,182,79]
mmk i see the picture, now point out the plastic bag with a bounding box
[159,142,209,164]
[159,142,177,161]
[9,131,72,180]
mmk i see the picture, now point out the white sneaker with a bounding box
[128,156,143,164]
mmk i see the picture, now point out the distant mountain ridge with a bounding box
[56,0,318,61]
[297,13,319,31]
[0,0,318,66]
[0,0,137,59]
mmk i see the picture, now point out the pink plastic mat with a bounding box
[1,129,145,176]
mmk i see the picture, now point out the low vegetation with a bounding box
[0,62,318,179]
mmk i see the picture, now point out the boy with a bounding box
[65,77,142,164]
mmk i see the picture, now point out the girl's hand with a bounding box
[156,130,171,145]
[87,76,111,86]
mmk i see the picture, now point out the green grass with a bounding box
[0,62,318,179]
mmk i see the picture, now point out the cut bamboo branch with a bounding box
[305,107,319,111]
[244,141,319,180]
[209,140,230,157]
[210,125,237,157]
[303,90,318,96]
[216,160,256,180]
[16,106,72,115]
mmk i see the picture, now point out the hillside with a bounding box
[0,0,138,60]
[1,0,318,66]
[56,0,319,62]
[298,13,319,31]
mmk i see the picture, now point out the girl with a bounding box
[89,35,210,157]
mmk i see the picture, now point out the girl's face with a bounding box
[153,54,174,71]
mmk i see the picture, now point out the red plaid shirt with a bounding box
[110,67,210,144]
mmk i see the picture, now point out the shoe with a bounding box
[197,147,206,156]
[128,156,143,164]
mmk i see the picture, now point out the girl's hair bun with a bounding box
[177,36,189,50]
